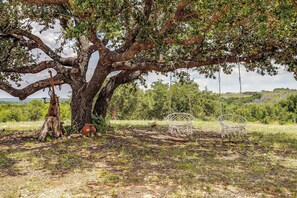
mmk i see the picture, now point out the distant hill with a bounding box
[251,88,297,104]
[219,88,297,104]
[0,98,70,103]
[1,88,296,104]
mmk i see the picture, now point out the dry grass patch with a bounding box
[0,121,296,197]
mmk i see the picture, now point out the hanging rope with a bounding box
[168,68,193,114]
[236,56,246,118]
[168,72,172,114]
[217,56,248,138]
[186,67,193,114]
[237,56,242,95]
[217,57,228,115]
[188,93,192,114]
[166,66,195,137]
[168,61,177,114]
[218,63,222,95]
[217,58,223,116]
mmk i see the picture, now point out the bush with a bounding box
[92,114,109,134]
[261,116,271,124]
[0,100,71,123]
[63,125,77,135]
[27,100,44,121]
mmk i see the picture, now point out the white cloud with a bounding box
[143,67,296,93]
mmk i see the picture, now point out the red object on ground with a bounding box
[81,123,97,135]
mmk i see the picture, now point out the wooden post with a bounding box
[38,70,64,141]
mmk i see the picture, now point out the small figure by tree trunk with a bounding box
[38,70,64,141]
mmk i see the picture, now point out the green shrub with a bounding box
[261,116,271,124]
[92,114,109,134]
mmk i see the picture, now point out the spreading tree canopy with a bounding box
[0,0,296,129]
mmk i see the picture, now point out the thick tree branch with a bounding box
[110,70,143,85]
[76,36,96,76]
[116,0,153,53]
[11,29,77,66]
[111,35,206,62]
[203,8,225,34]
[85,64,109,100]
[86,1,151,96]
[111,2,224,63]
[159,1,191,34]
[111,55,263,72]
[0,60,67,74]
[85,33,111,101]
[89,29,109,56]
[111,1,191,62]
[88,45,98,54]
[19,40,39,50]
[0,74,65,100]
[93,70,143,117]
[115,26,142,54]
[111,41,154,62]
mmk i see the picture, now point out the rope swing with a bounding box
[166,67,195,137]
[217,58,223,116]
[217,56,247,138]
[168,72,172,114]
[237,56,243,95]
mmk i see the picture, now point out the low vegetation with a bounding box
[0,100,71,122]
[0,85,296,125]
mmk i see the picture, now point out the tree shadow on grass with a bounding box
[250,131,297,150]
[84,129,297,197]
[0,128,296,197]
[0,151,18,176]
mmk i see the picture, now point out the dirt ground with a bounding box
[0,127,296,197]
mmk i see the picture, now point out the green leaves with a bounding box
[1,0,296,87]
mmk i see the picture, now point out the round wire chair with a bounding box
[166,113,195,136]
[218,114,247,138]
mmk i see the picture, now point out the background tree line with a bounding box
[0,100,71,123]
[107,81,297,124]
[0,82,296,124]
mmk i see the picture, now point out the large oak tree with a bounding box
[0,0,296,130]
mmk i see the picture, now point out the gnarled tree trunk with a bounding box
[70,83,95,131]
[93,71,142,118]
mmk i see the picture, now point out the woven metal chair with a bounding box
[218,114,247,138]
[166,113,195,136]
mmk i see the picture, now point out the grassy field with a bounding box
[0,120,296,197]
[110,120,297,134]
[1,119,296,134]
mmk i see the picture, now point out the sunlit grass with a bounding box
[1,119,296,137]
[0,120,71,131]
[0,121,44,131]
[0,119,296,197]
[110,120,297,136]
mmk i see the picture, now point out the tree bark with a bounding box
[70,87,93,131]
[93,71,142,118]
[93,79,118,118]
